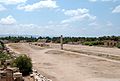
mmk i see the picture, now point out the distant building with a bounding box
[36,39,49,47]
[37,39,47,43]
[0,40,9,44]
[19,40,27,43]
[104,40,118,47]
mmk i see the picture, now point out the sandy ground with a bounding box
[7,43,120,81]
[50,43,120,56]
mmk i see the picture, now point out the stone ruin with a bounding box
[29,39,50,47]
[30,69,52,81]
[104,40,118,47]
[0,59,23,81]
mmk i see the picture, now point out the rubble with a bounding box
[31,69,52,81]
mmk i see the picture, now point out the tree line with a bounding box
[0,36,120,43]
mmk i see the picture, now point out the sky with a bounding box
[0,0,120,37]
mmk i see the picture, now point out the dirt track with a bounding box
[7,43,120,81]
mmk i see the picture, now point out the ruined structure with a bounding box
[19,40,27,43]
[32,39,49,47]
[0,68,14,81]
[0,61,23,81]
[37,39,47,43]
[104,40,118,47]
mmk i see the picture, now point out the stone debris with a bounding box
[31,69,52,81]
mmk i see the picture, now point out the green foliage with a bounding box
[0,53,11,61]
[0,53,12,67]
[51,36,120,44]
[0,36,37,43]
[117,43,120,48]
[0,36,120,45]
[52,37,60,43]
[13,55,32,76]
[83,41,104,46]
[0,41,5,53]
[83,42,91,45]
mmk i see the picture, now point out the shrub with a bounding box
[83,41,104,46]
[83,42,93,46]
[14,55,32,76]
[0,53,11,60]
[0,41,5,53]
[117,43,120,48]
[83,42,91,45]
[89,43,93,46]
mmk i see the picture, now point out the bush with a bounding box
[0,41,5,53]
[89,43,93,46]
[0,53,11,60]
[83,41,104,46]
[83,42,91,45]
[117,43,120,48]
[14,55,32,76]
[83,42,93,46]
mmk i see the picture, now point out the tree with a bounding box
[0,41,5,52]
[14,55,32,76]
[117,43,120,48]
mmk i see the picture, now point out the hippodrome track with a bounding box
[7,43,120,81]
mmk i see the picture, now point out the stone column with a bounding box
[60,35,63,50]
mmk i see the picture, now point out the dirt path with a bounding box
[7,43,120,81]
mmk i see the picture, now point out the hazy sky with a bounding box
[0,0,120,37]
